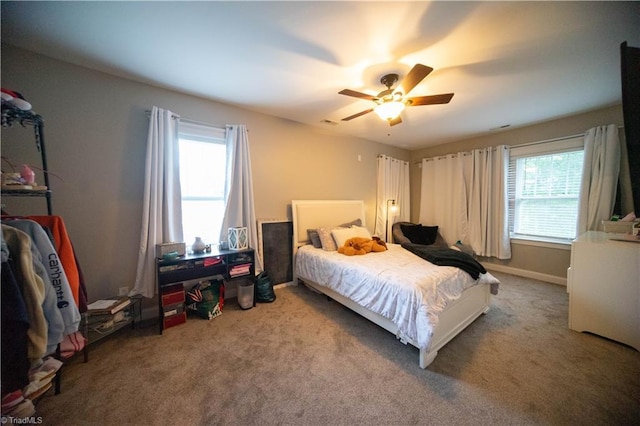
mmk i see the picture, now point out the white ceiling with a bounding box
[2,1,639,150]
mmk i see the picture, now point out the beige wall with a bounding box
[2,44,627,298]
[1,45,409,301]
[409,105,626,282]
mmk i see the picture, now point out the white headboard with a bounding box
[291,200,366,253]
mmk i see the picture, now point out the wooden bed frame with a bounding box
[291,199,492,369]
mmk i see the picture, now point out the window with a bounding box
[508,136,584,243]
[178,122,227,247]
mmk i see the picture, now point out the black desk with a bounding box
[156,248,255,334]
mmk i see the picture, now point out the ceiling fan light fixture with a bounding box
[338,64,451,125]
[374,100,405,121]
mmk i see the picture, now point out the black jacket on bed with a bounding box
[401,243,486,280]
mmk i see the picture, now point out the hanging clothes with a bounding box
[3,223,65,356]
[1,215,86,400]
[1,225,48,364]
[3,219,80,339]
[1,237,30,395]
[23,216,87,311]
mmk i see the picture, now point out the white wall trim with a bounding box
[481,262,567,286]
[510,237,572,250]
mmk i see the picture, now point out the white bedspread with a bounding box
[295,243,500,350]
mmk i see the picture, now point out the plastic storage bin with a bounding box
[237,281,254,310]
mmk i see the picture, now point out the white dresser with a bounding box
[567,231,640,350]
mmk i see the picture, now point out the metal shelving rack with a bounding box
[1,103,52,215]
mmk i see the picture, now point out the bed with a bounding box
[292,199,499,369]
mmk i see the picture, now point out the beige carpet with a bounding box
[35,272,639,425]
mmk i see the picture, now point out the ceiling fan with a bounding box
[338,64,454,126]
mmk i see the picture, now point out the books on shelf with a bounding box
[229,263,251,277]
[87,297,131,314]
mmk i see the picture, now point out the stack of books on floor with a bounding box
[229,263,251,277]
[87,297,131,315]
[86,297,132,336]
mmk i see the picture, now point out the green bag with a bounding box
[255,271,276,303]
[190,280,224,320]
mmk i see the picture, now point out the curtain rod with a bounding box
[512,124,624,149]
[415,146,507,164]
[512,132,584,148]
[377,154,409,163]
[145,109,226,130]
[179,116,227,130]
[414,124,625,164]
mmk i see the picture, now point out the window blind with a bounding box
[508,136,584,242]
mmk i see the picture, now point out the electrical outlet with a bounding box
[118,286,129,296]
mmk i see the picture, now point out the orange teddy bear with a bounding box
[338,236,387,256]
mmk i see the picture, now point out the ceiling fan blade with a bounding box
[406,93,454,106]
[341,108,374,121]
[399,64,433,95]
[338,89,378,101]
[389,116,402,126]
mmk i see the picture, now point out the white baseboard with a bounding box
[274,281,294,289]
[481,262,567,286]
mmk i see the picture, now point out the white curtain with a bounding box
[419,146,511,259]
[375,155,410,242]
[467,147,510,259]
[419,154,468,247]
[577,124,620,234]
[131,106,184,298]
[219,125,262,272]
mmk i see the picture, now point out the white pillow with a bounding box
[351,225,372,240]
[331,226,372,248]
